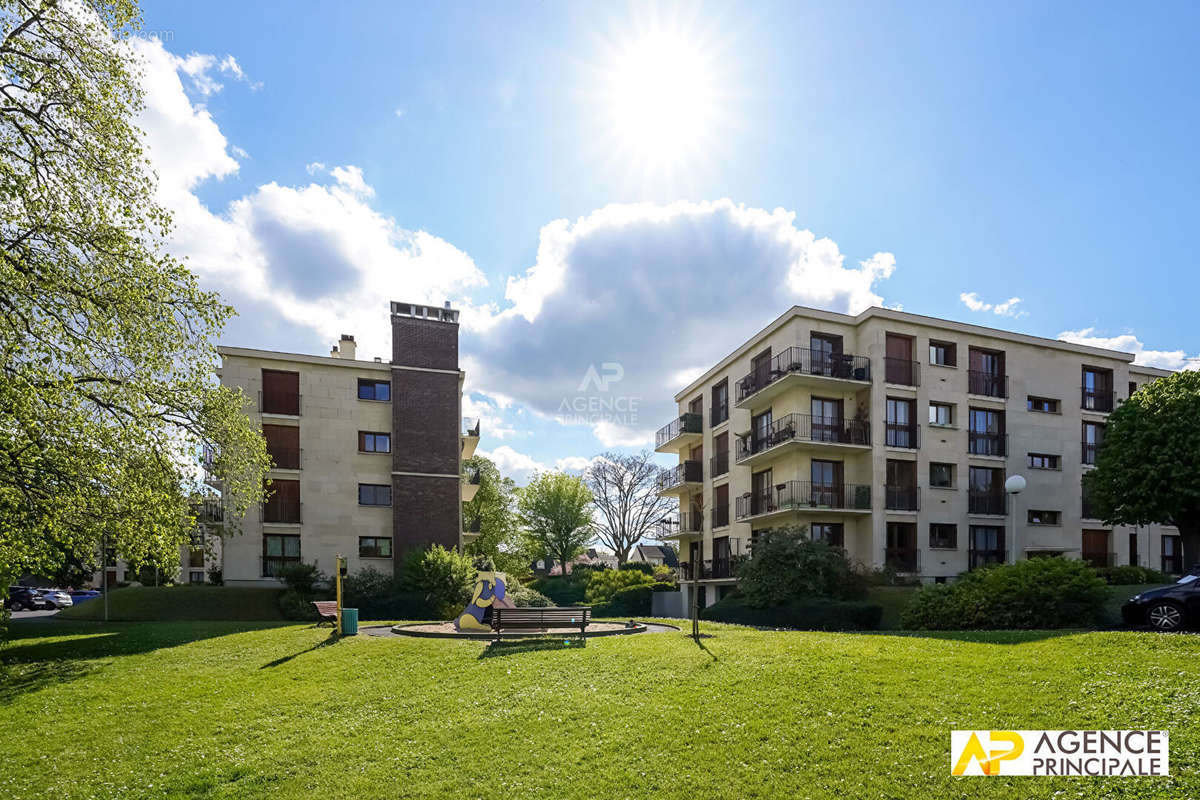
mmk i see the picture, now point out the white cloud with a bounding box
[329,165,374,198]
[161,49,260,96]
[1057,328,1195,370]
[960,292,1027,318]
[394,107,406,118]
[554,455,593,473]
[478,446,547,485]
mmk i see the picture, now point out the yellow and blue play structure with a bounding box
[454,570,513,631]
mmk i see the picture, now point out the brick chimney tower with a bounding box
[389,301,462,566]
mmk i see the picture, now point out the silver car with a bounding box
[37,589,73,609]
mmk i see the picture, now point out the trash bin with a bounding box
[341,607,358,635]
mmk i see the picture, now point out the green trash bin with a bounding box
[341,608,358,636]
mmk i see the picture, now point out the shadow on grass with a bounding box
[478,636,587,659]
[259,629,342,668]
[861,629,1092,645]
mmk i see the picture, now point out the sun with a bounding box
[601,30,720,169]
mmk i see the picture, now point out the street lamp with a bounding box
[1005,474,1026,564]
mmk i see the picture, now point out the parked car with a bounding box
[68,589,101,605]
[1122,574,1200,631]
[4,586,43,612]
[37,588,73,610]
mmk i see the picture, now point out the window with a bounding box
[1027,396,1060,413]
[189,571,205,584]
[968,408,1006,456]
[262,534,301,577]
[885,459,918,511]
[885,334,917,385]
[359,431,391,453]
[929,402,954,427]
[358,483,392,506]
[1082,366,1114,411]
[1027,510,1061,526]
[188,547,204,568]
[1162,534,1182,574]
[885,523,918,571]
[263,478,301,523]
[263,424,301,470]
[812,523,844,547]
[1027,453,1060,470]
[929,340,956,367]
[930,462,955,489]
[1129,532,1139,567]
[1128,381,1138,397]
[968,526,1005,569]
[710,379,729,426]
[886,397,917,448]
[712,484,730,528]
[968,467,1005,515]
[357,378,391,401]
[1082,421,1105,465]
[929,523,957,549]
[968,347,1006,397]
[261,369,300,415]
[359,536,393,559]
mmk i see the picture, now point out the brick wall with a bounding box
[392,475,461,555]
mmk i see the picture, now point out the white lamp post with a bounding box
[1005,474,1026,564]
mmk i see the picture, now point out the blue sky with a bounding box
[135,1,1200,481]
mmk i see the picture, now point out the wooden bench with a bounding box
[312,601,338,627]
[491,607,590,639]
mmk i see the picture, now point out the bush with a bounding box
[592,583,654,616]
[618,561,654,575]
[1095,564,1168,585]
[275,562,325,595]
[585,569,655,605]
[528,576,587,606]
[901,558,1111,630]
[651,564,677,586]
[507,581,553,608]
[735,527,867,606]
[279,589,320,621]
[402,545,475,620]
[336,566,427,620]
[206,566,223,586]
[701,595,882,631]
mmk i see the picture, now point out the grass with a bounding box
[1,619,1196,799]
[56,586,286,621]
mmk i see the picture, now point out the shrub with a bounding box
[206,566,223,586]
[618,561,654,575]
[275,562,325,595]
[1095,564,1168,585]
[279,589,320,621]
[735,526,867,606]
[336,567,426,620]
[507,581,553,608]
[528,576,587,605]
[901,558,1111,630]
[592,583,655,616]
[402,545,475,619]
[568,562,607,578]
[701,595,882,631]
[585,569,655,605]
[651,564,676,585]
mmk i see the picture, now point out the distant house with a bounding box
[531,548,619,575]
[633,544,679,568]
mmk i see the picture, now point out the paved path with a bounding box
[362,621,678,638]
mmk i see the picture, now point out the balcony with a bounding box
[462,417,481,459]
[261,555,301,578]
[1082,441,1100,465]
[735,346,870,408]
[883,358,920,387]
[884,547,921,573]
[884,485,920,512]
[967,491,1006,516]
[968,549,1007,570]
[462,467,482,502]
[710,451,729,478]
[654,512,703,539]
[884,422,919,449]
[968,431,1007,457]
[678,558,736,581]
[656,460,703,495]
[735,413,870,466]
[1081,387,1115,413]
[968,371,1008,398]
[195,499,224,525]
[654,413,703,452]
[735,480,872,522]
[259,390,301,416]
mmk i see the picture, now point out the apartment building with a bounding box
[188,301,480,586]
[654,306,1178,607]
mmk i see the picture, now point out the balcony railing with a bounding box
[655,512,703,539]
[678,558,736,581]
[1083,551,1117,569]
[967,491,1006,516]
[464,517,482,534]
[735,480,872,519]
[195,500,224,525]
[656,460,703,491]
[465,467,482,485]
[1081,441,1100,465]
[710,451,729,478]
[711,403,729,427]
[1081,387,1115,413]
[655,413,703,449]
[711,505,730,529]
[268,446,301,470]
[884,547,920,573]
[968,431,1007,457]
[884,485,920,511]
[261,555,301,578]
[736,346,871,402]
[463,417,481,437]
[968,371,1008,398]
[884,422,919,449]
[968,549,1007,570]
[736,413,870,461]
[883,358,920,387]
[259,391,301,416]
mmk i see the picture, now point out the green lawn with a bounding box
[57,586,286,621]
[1,620,1196,799]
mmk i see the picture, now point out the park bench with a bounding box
[491,607,590,639]
[312,600,338,627]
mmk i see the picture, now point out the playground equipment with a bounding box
[454,569,513,631]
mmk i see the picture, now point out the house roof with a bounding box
[636,544,679,567]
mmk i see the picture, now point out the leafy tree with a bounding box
[584,451,675,564]
[0,1,270,599]
[735,526,866,607]
[1084,371,1200,571]
[518,472,594,576]
[461,455,528,574]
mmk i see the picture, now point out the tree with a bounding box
[0,1,270,598]
[518,472,594,576]
[584,451,675,564]
[1084,370,1200,572]
[461,455,528,574]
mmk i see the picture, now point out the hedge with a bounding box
[700,595,882,631]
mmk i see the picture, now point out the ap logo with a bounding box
[577,362,624,392]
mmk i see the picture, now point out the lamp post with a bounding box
[1005,474,1026,564]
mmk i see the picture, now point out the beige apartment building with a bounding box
[183,301,480,587]
[654,306,1180,607]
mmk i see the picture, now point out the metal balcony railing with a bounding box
[710,451,730,478]
[655,413,704,449]
[735,346,871,402]
[1082,441,1100,465]
[967,371,1008,398]
[261,555,301,578]
[884,547,921,573]
[462,417,481,437]
[1081,387,1115,413]
[711,505,730,529]
[968,549,1008,570]
[735,481,872,519]
[884,485,920,511]
[678,558,737,581]
[655,512,703,539]
[735,413,870,461]
[968,431,1007,457]
[967,491,1006,516]
[195,500,224,524]
[656,460,703,491]
[259,391,301,416]
[883,357,920,387]
[884,422,919,449]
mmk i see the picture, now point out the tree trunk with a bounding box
[561,556,571,576]
[1179,523,1200,575]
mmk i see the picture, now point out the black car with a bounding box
[1122,575,1200,631]
[3,586,42,612]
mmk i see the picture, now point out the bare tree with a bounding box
[585,451,676,564]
